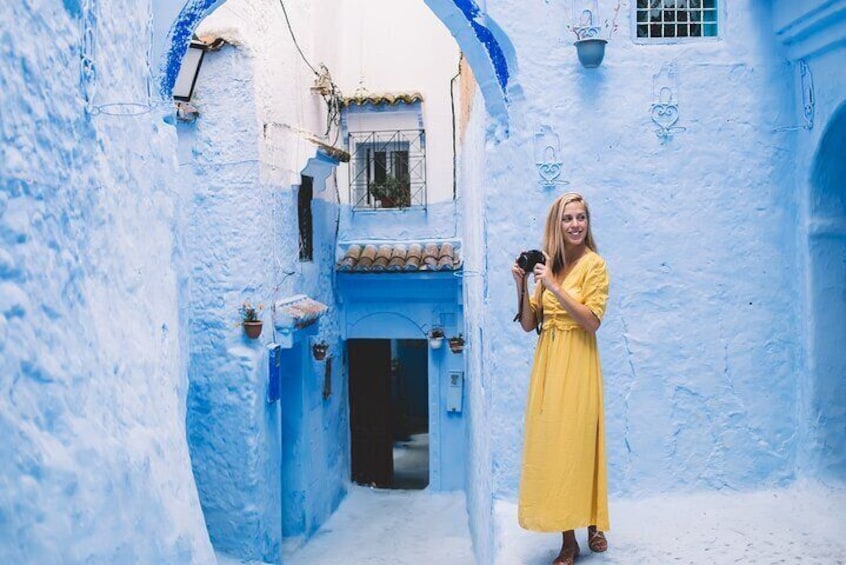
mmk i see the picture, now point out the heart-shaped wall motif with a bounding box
[650,103,679,131]
[537,162,562,185]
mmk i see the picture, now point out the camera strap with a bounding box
[513,283,542,334]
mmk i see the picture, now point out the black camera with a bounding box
[517,249,546,272]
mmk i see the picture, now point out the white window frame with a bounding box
[632,0,721,44]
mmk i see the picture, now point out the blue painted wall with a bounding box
[1,1,215,562]
[772,0,846,481]
[175,39,347,560]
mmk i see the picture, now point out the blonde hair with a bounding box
[542,192,598,277]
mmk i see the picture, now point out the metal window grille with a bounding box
[348,130,426,210]
[636,0,718,39]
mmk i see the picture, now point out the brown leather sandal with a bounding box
[588,528,608,553]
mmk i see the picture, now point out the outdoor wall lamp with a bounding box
[173,39,207,102]
[570,0,608,68]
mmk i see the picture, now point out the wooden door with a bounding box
[348,339,393,487]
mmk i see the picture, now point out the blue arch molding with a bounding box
[160,0,225,99]
[450,0,510,92]
[161,0,516,123]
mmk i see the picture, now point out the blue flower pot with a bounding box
[574,38,607,68]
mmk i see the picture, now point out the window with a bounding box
[298,175,313,261]
[349,130,426,210]
[636,0,718,39]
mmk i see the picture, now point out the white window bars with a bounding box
[348,129,426,210]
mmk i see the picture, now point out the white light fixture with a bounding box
[173,39,206,102]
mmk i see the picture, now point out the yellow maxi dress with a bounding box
[518,250,610,532]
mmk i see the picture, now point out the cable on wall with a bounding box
[277,0,345,144]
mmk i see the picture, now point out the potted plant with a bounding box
[428,327,445,349]
[239,301,263,339]
[370,175,411,209]
[312,341,329,361]
[567,2,620,69]
[448,334,465,354]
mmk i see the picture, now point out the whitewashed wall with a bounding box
[0,1,214,562]
[322,0,461,206]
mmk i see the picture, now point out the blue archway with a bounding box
[157,0,517,126]
[806,99,846,480]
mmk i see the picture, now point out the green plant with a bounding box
[429,327,445,339]
[370,175,411,208]
[239,301,263,323]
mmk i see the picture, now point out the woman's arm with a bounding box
[532,261,600,334]
[512,263,538,333]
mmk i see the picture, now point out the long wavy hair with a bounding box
[542,192,598,277]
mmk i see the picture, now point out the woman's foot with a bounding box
[552,543,580,565]
[587,526,608,553]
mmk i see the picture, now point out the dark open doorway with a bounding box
[348,338,429,489]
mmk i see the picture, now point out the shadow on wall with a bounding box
[807,100,846,480]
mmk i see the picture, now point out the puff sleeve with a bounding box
[582,255,610,321]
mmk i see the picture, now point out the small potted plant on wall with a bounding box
[428,327,445,349]
[239,301,263,339]
[312,340,329,361]
[448,334,465,354]
[568,0,620,69]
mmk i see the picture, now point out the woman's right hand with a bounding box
[511,261,528,287]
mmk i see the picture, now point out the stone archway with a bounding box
[156,0,517,126]
[807,100,846,479]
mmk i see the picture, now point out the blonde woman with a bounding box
[511,192,610,565]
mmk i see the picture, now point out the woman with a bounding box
[511,192,610,565]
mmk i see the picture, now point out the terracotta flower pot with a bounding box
[243,321,263,339]
[448,340,464,354]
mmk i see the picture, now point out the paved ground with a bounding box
[496,481,846,564]
[220,481,846,564]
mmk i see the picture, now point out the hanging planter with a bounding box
[242,321,263,339]
[568,1,615,69]
[448,334,465,354]
[428,328,445,350]
[312,341,329,361]
[574,38,608,68]
[239,301,264,340]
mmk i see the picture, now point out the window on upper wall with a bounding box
[298,175,313,262]
[349,130,426,210]
[635,0,718,40]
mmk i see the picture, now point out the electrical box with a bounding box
[267,343,281,404]
[447,371,464,413]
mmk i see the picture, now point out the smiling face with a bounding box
[560,200,588,249]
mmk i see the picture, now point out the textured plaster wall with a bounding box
[771,0,846,481]
[177,0,346,558]
[482,0,801,501]
[0,1,214,563]
[457,88,493,565]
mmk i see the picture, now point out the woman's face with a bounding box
[560,201,588,248]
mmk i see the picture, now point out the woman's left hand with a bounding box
[533,251,555,290]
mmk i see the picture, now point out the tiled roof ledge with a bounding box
[273,294,328,348]
[336,239,462,273]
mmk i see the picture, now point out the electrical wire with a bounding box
[277,0,319,76]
